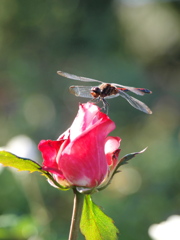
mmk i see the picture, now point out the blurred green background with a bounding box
[0,0,180,239]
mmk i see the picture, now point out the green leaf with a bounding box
[0,151,43,173]
[0,151,70,190]
[80,195,119,240]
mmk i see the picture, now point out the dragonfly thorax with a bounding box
[91,83,119,99]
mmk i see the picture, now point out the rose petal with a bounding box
[38,102,122,190]
[59,114,115,187]
[105,136,121,155]
[38,140,63,169]
[57,128,70,140]
[104,137,121,168]
[70,103,101,141]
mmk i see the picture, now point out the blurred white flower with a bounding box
[148,215,180,240]
[0,135,40,175]
[5,135,39,160]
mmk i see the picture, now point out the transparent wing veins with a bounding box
[57,71,146,96]
[69,86,93,98]
[57,71,103,83]
[117,89,152,114]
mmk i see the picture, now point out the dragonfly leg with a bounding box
[101,98,109,114]
[88,98,98,104]
[88,97,109,114]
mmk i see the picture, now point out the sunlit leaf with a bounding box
[0,151,70,190]
[0,151,43,173]
[80,195,119,240]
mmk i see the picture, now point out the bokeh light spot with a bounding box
[23,94,56,128]
[109,167,142,195]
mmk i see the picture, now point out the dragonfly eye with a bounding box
[91,87,101,94]
[91,87,101,98]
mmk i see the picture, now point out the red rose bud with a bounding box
[38,103,121,191]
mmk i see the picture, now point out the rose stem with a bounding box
[68,188,84,240]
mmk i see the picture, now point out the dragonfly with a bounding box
[57,71,152,114]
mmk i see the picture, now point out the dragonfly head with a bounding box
[91,87,101,98]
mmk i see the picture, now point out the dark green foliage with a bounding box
[0,0,179,239]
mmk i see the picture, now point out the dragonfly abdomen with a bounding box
[117,87,152,94]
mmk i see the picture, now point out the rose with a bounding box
[38,102,121,191]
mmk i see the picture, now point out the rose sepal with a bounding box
[98,147,147,191]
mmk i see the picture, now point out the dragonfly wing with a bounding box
[104,93,121,99]
[112,83,145,96]
[57,71,103,83]
[118,90,152,114]
[69,86,94,98]
[57,71,151,96]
